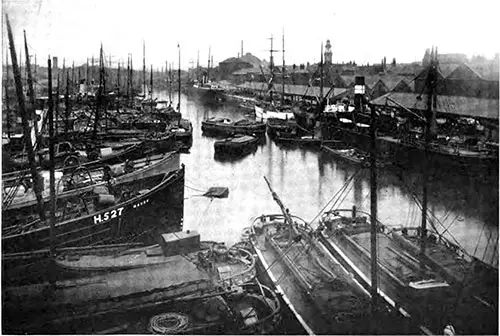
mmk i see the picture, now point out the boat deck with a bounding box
[253,230,333,334]
[254,223,372,334]
[4,257,209,310]
[351,232,435,285]
[404,234,498,307]
[321,228,455,332]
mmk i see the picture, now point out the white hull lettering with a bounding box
[93,207,125,224]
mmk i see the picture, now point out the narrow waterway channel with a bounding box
[156,91,499,267]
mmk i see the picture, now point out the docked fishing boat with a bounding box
[5,139,151,173]
[154,100,182,119]
[249,214,377,334]
[2,163,185,255]
[390,226,498,334]
[3,230,274,334]
[202,117,266,136]
[244,177,411,334]
[375,133,498,176]
[3,151,180,214]
[55,232,256,286]
[275,134,339,148]
[266,118,297,139]
[214,134,258,157]
[168,118,193,149]
[321,144,388,167]
[4,277,280,335]
[318,208,458,333]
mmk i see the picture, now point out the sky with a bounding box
[2,0,500,70]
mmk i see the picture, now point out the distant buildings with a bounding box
[216,41,499,105]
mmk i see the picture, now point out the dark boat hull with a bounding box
[324,125,498,177]
[187,86,225,103]
[3,167,184,254]
[202,121,266,136]
[2,167,185,285]
[214,138,258,158]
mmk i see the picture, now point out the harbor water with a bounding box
[158,91,499,267]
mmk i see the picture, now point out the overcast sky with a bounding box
[3,0,499,70]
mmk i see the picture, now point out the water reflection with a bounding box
[155,91,498,266]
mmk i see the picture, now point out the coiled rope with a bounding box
[148,312,190,334]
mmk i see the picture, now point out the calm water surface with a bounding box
[157,91,499,267]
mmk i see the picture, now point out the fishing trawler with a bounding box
[55,232,256,286]
[3,229,278,334]
[3,151,179,215]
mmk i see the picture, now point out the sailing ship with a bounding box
[254,34,295,121]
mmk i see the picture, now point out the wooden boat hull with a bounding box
[266,118,297,138]
[2,167,185,255]
[54,243,256,287]
[214,136,258,158]
[323,124,498,176]
[275,136,339,148]
[3,152,180,214]
[3,279,280,335]
[390,228,499,335]
[319,210,457,333]
[202,120,266,136]
[247,214,379,335]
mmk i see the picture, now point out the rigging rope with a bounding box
[308,166,363,226]
[185,184,206,193]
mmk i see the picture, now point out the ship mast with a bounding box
[368,77,379,330]
[143,40,146,96]
[24,30,39,148]
[281,29,285,106]
[150,64,154,111]
[207,46,211,84]
[5,44,11,138]
[268,34,277,104]
[47,56,56,260]
[117,61,121,94]
[65,69,70,134]
[264,176,297,241]
[196,50,200,82]
[168,63,172,103]
[320,42,324,101]
[5,14,46,222]
[178,44,181,114]
[420,47,438,259]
